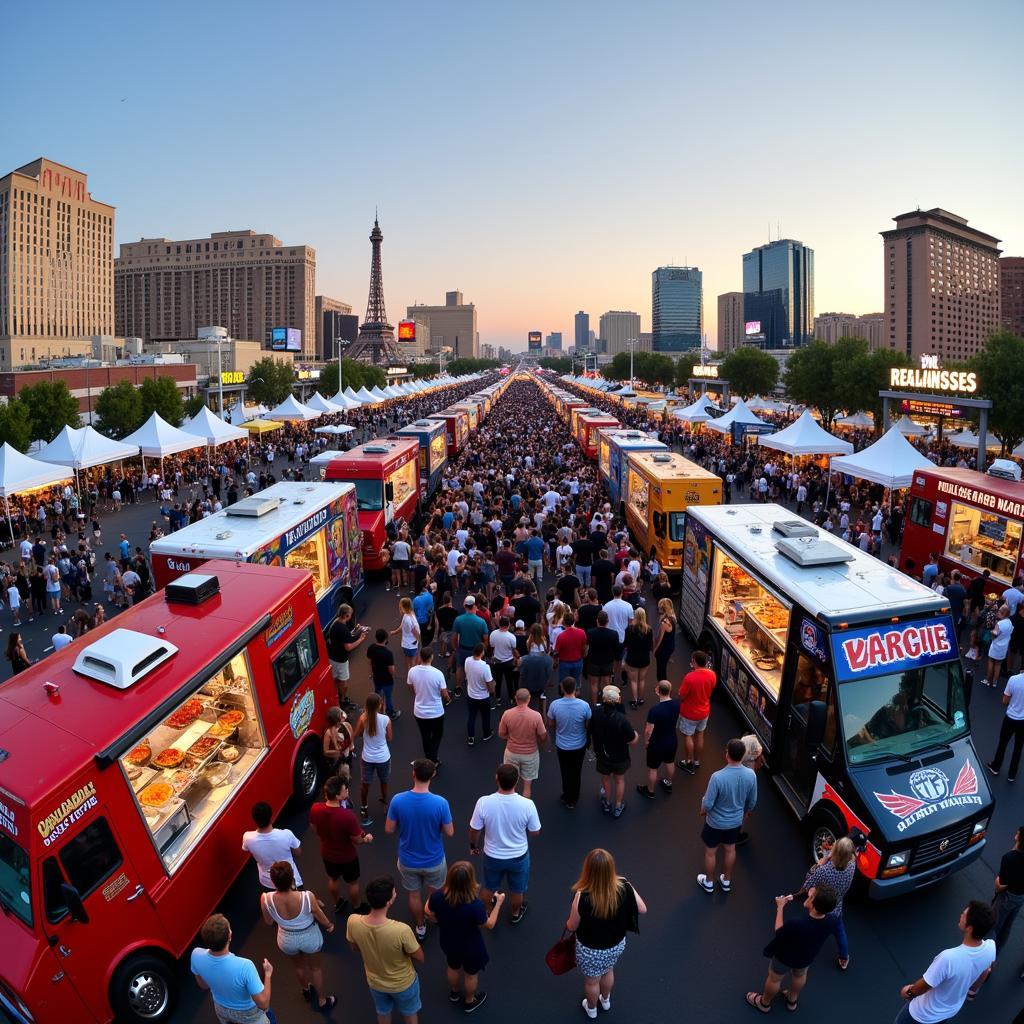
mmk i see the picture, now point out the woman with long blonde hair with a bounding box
[390,595,420,680]
[653,597,677,682]
[798,835,857,970]
[351,692,392,826]
[565,848,647,1018]
[623,606,654,708]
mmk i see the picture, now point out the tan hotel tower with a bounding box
[0,158,115,370]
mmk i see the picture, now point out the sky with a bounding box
[4,0,1022,352]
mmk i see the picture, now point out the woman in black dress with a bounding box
[623,607,654,709]
[653,598,677,682]
[6,632,30,675]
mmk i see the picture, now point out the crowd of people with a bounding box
[183,376,1014,1024]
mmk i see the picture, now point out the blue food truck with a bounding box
[597,428,667,510]
[394,419,449,504]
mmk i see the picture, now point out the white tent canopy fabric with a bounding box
[672,393,720,423]
[330,391,361,410]
[229,403,267,425]
[267,394,321,422]
[758,409,854,456]
[353,386,377,404]
[830,424,935,489]
[122,413,207,458]
[305,392,345,415]
[36,425,138,470]
[368,386,390,402]
[945,427,1003,451]
[181,406,249,446]
[703,398,769,435]
[0,443,73,497]
[893,415,930,437]
[313,424,356,435]
[835,411,874,429]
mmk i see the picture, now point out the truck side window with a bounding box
[653,511,667,539]
[43,857,69,923]
[909,498,932,528]
[273,623,320,702]
[57,818,122,907]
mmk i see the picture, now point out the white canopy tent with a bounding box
[305,392,346,415]
[893,414,930,438]
[0,443,74,540]
[36,425,138,471]
[181,405,249,446]
[267,395,321,422]
[945,427,1003,451]
[229,403,268,425]
[672,393,720,424]
[703,398,769,435]
[313,424,356,436]
[343,386,362,402]
[368,386,390,403]
[354,386,377,404]
[830,424,935,489]
[330,391,361,410]
[835,411,874,430]
[122,413,207,459]
[758,409,854,456]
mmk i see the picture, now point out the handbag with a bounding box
[545,929,577,975]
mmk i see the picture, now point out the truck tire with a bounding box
[805,805,846,864]
[110,952,178,1023]
[292,737,323,803]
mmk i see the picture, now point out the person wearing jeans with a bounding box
[987,670,1024,782]
[465,644,494,746]
[547,677,592,808]
[990,826,1024,955]
[407,649,450,765]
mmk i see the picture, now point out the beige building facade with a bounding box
[881,208,1001,361]
[0,158,115,370]
[115,229,317,357]
[406,291,478,358]
[813,311,886,350]
[598,310,642,356]
[717,291,744,352]
[143,337,284,379]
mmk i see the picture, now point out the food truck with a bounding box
[900,466,1024,595]
[451,401,480,433]
[150,482,362,629]
[569,405,603,437]
[577,412,620,460]
[325,437,420,571]
[0,561,337,1023]
[393,419,448,504]
[597,428,667,510]
[468,393,491,420]
[431,408,470,457]
[682,504,993,897]
[623,451,721,573]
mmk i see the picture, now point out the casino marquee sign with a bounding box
[888,356,977,394]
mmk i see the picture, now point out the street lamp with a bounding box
[625,338,639,391]
[334,337,348,396]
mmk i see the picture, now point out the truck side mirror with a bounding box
[384,482,394,502]
[805,700,827,748]
[60,884,89,925]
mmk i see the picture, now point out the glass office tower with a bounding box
[652,267,703,352]
[742,239,814,348]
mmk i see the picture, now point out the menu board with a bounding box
[681,517,713,639]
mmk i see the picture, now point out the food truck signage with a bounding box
[800,617,828,665]
[289,688,316,739]
[934,478,1024,518]
[284,508,329,548]
[0,796,19,837]
[265,606,294,647]
[37,780,98,846]
[873,761,981,834]
[831,616,956,682]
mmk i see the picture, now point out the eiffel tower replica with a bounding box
[346,216,402,365]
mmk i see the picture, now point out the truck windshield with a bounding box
[0,833,32,926]
[841,660,968,765]
[669,512,686,541]
[353,479,383,512]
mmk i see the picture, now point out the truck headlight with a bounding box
[881,851,909,877]
[969,819,988,845]
[885,851,908,869]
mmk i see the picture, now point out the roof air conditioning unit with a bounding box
[364,445,390,453]
[774,537,855,567]
[227,495,281,518]
[772,520,817,538]
[166,572,221,605]
[73,629,178,689]
[652,454,673,463]
[988,459,1022,482]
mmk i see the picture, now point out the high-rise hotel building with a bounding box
[0,158,115,370]
[115,229,317,357]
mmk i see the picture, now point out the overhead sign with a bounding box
[889,356,977,394]
[387,366,408,376]
[528,331,542,351]
[831,616,956,682]
[692,365,719,378]
[219,370,244,385]
[295,369,321,380]
[901,398,962,419]
[271,327,302,352]
[397,321,416,341]
[744,321,762,336]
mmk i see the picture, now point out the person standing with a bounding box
[309,774,374,914]
[452,596,489,697]
[798,836,857,970]
[366,628,400,718]
[677,651,717,775]
[565,848,647,1020]
[498,688,549,799]
[392,597,421,681]
[636,680,679,799]
[386,759,455,940]
[623,607,654,709]
[697,738,757,894]
[553,610,587,688]
[653,598,677,683]
[407,648,450,765]
[590,685,638,818]
[352,693,393,825]
[585,610,620,706]
[346,876,425,1024]
[241,801,303,892]
[469,763,541,925]
[547,677,592,808]
[990,826,1024,957]
[465,643,495,746]
[425,861,503,1014]
[894,901,996,1023]
[191,914,274,1024]
[985,605,1012,687]
[746,886,838,1013]
[6,633,29,675]
[488,615,519,706]
[327,602,368,709]
[987,667,1024,782]
[602,585,635,680]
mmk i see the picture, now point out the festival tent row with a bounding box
[702,398,769,435]
[0,443,73,537]
[671,393,721,424]
[757,409,853,456]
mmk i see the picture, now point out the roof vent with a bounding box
[227,495,281,518]
[166,572,220,605]
[988,458,1022,482]
[775,537,855,567]
[73,629,178,689]
[772,519,817,538]
[364,445,390,453]
[652,454,673,463]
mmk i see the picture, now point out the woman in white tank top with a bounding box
[352,693,393,826]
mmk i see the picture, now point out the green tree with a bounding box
[718,348,779,397]
[139,376,184,425]
[93,380,143,439]
[539,356,572,374]
[602,351,675,387]
[972,330,1024,454]
[18,380,82,442]
[783,337,875,429]
[183,394,208,419]
[445,357,499,376]
[866,348,913,423]
[0,397,34,451]
[246,358,295,406]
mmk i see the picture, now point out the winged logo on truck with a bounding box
[873,760,982,833]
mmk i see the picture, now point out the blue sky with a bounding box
[4,0,1021,350]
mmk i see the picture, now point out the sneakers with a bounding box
[719,874,732,893]
[360,807,374,827]
[987,762,999,776]
[678,760,696,775]
[482,732,494,742]
[696,873,714,894]
[582,999,598,1020]
[464,992,488,1014]
[511,903,528,925]
[600,794,611,814]
[659,778,673,793]
[468,736,476,747]
[635,784,655,800]
[612,803,626,818]
[598,994,611,1011]
[450,991,462,1003]
[414,923,427,940]
[390,708,402,721]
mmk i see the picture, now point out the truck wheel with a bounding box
[110,952,177,1023]
[805,806,846,864]
[292,737,322,803]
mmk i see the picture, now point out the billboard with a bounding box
[397,321,416,342]
[528,331,542,351]
[271,327,302,352]
[744,321,762,336]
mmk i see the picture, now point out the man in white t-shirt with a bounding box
[489,616,519,705]
[603,585,635,676]
[1001,577,1024,616]
[987,670,1024,782]
[407,648,450,765]
[51,626,73,652]
[469,763,541,925]
[895,901,995,1023]
[241,801,302,891]
[465,644,495,746]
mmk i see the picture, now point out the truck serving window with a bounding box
[285,530,328,597]
[0,833,32,926]
[273,623,320,702]
[944,501,1020,585]
[354,479,384,512]
[387,460,417,510]
[842,660,968,765]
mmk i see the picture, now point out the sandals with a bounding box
[316,995,338,1013]
[781,990,798,1012]
[745,992,771,1014]
[836,956,850,971]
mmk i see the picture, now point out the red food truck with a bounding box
[324,437,420,571]
[431,408,470,457]
[0,560,336,1024]
[899,466,1024,596]
[577,412,620,460]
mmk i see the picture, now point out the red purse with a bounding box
[545,929,577,975]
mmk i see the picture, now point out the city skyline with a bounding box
[3,1,1021,352]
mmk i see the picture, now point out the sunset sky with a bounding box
[4,0,1021,351]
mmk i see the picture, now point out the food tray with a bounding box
[127,764,157,792]
[742,608,785,654]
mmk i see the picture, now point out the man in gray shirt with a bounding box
[697,738,757,895]
[518,649,553,710]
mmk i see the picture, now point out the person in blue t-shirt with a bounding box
[191,913,274,1023]
[386,759,455,940]
[452,596,489,695]
[546,677,592,807]
[524,531,547,582]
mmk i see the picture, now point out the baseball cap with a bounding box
[515,619,525,629]
[464,596,475,606]
[602,685,621,703]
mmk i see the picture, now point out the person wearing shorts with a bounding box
[309,775,374,913]
[697,739,757,894]
[636,680,680,799]
[677,651,717,775]
[498,688,548,799]
[589,686,637,818]
[327,603,367,708]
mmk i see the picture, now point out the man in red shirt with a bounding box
[553,610,587,687]
[677,650,717,775]
[309,775,374,913]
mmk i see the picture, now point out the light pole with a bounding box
[626,338,638,391]
[216,337,225,418]
[334,337,347,396]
